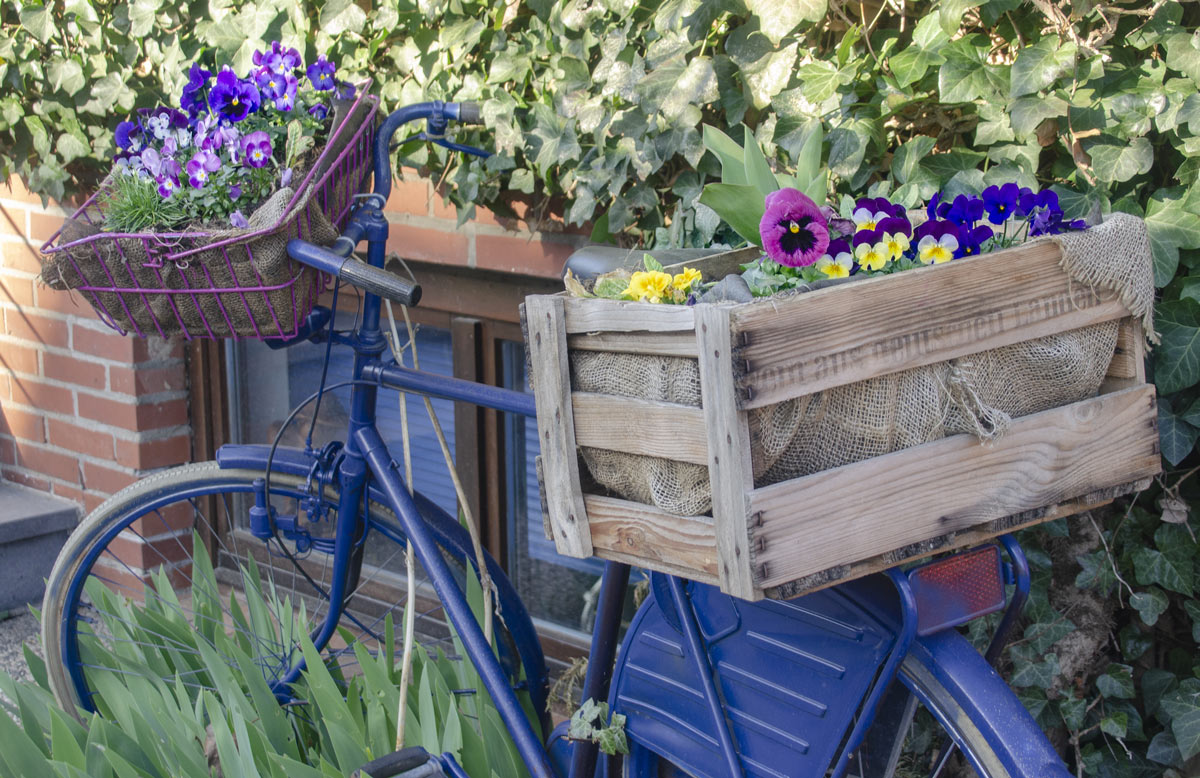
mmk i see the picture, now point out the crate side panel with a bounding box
[526,294,593,557]
[572,393,709,466]
[732,241,1131,407]
[568,331,699,357]
[764,477,1151,599]
[695,304,760,600]
[585,494,718,579]
[749,384,1160,588]
[1100,319,1146,394]
[563,296,697,334]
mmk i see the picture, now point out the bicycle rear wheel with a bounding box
[41,461,537,718]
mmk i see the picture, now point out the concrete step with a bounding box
[0,483,78,612]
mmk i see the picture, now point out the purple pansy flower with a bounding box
[955,224,994,257]
[115,120,143,151]
[140,147,163,177]
[820,204,854,237]
[307,55,336,91]
[254,42,302,74]
[186,149,221,188]
[209,68,260,123]
[241,130,273,168]
[759,188,830,267]
[876,215,912,238]
[230,184,242,200]
[280,168,293,187]
[272,73,298,111]
[943,194,985,226]
[230,210,249,229]
[981,183,1020,225]
[335,80,356,101]
[255,67,288,101]
[180,63,212,118]
[308,103,329,121]
[156,175,178,198]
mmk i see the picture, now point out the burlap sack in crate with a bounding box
[38,95,375,340]
[572,213,1157,517]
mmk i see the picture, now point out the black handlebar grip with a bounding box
[457,101,482,124]
[339,257,423,307]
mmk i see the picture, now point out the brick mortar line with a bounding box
[0,333,186,373]
[2,433,186,468]
[0,401,191,442]
[2,364,189,404]
[3,456,189,495]
[0,197,70,215]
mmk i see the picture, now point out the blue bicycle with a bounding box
[42,100,1073,778]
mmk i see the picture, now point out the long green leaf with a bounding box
[742,125,779,199]
[701,125,749,186]
[698,183,764,245]
[298,634,370,771]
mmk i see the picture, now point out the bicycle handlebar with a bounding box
[287,239,422,307]
[373,100,487,201]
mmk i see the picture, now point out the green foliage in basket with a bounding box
[99,169,189,233]
[0,536,534,778]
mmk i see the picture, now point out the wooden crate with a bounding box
[524,240,1161,601]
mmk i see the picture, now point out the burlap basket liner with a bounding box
[571,214,1157,517]
[38,96,374,339]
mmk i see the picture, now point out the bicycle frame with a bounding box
[238,100,1062,778]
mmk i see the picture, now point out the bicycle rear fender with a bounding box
[609,578,897,778]
[901,630,1072,778]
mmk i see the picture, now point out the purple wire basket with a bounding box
[40,90,379,341]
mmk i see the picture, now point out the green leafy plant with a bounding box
[7,537,534,778]
[99,171,188,233]
[567,698,628,757]
[10,2,1200,774]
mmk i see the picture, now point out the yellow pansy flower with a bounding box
[672,267,702,291]
[815,254,853,278]
[854,241,890,272]
[622,270,673,303]
[881,231,910,260]
[917,234,958,265]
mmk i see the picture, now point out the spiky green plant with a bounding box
[100,173,188,234]
[3,536,534,778]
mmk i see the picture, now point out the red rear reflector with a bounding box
[908,545,1006,636]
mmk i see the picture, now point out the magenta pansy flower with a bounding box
[759,188,830,267]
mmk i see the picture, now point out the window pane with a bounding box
[501,340,603,632]
[233,318,458,520]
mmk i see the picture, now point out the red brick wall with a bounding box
[0,177,191,516]
[0,172,584,523]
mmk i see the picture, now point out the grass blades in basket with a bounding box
[101,173,189,233]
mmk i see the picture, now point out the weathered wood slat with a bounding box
[563,296,696,334]
[695,304,760,600]
[572,393,708,465]
[1100,320,1147,394]
[568,330,699,358]
[526,295,593,558]
[733,241,1132,408]
[749,385,1160,588]
[661,246,762,281]
[763,477,1151,599]
[585,494,718,581]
